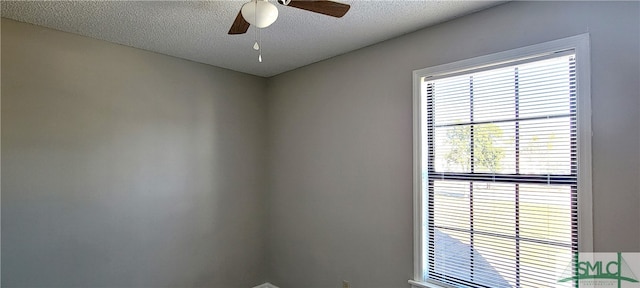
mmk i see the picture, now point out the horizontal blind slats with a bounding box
[423,54,578,287]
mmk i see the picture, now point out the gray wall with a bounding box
[2,19,268,287]
[267,1,640,288]
[3,1,640,288]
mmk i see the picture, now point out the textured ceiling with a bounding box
[1,0,504,77]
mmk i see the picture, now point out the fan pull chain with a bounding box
[258,27,263,62]
[253,1,259,51]
[253,27,262,63]
[256,0,262,63]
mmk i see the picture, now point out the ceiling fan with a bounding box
[228,0,351,35]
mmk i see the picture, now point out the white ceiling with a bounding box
[1,0,504,77]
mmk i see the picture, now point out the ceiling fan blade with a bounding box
[228,10,250,35]
[287,0,350,18]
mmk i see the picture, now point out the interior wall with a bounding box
[267,1,640,287]
[1,18,268,288]
[638,0,640,261]
[3,2,640,288]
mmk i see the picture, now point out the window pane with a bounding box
[519,184,573,244]
[473,182,515,236]
[520,243,573,287]
[473,235,516,288]
[434,125,471,173]
[433,180,469,230]
[432,229,472,282]
[473,66,516,123]
[520,117,572,175]
[473,123,515,174]
[519,56,573,119]
[432,75,471,126]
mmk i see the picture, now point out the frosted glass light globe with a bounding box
[241,0,279,29]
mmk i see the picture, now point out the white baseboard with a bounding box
[252,282,280,288]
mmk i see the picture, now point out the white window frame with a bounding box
[410,34,593,288]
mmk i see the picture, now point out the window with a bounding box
[411,35,592,288]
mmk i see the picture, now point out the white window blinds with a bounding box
[422,53,578,288]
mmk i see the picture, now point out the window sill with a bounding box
[408,280,448,288]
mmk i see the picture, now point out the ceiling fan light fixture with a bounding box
[241,0,278,29]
